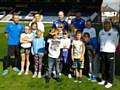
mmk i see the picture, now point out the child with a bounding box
[61,30,72,78]
[18,26,33,75]
[31,22,38,37]
[31,29,45,78]
[46,31,63,83]
[71,31,85,83]
[83,32,99,82]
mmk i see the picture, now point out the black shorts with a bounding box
[20,48,30,55]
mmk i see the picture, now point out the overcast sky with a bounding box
[102,0,120,11]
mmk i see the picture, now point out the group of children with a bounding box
[17,19,99,84]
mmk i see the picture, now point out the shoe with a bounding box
[74,80,78,83]
[78,77,82,83]
[91,76,97,82]
[98,80,105,85]
[59,73,62,76]
[105,82,112,88]
[68,74,72,79]
[13,67,20,73]
[38,72,42,78]
[56,78,61,82]
[18,71,24,75]
[25,71,29,75]
[45,77,50,83]
[53,71,56,78]
[2,69,8,76]
[88,73,92,80]
[32,72,37,78]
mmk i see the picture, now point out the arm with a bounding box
[80,43,85,61]
[71,45,74,62]
[4,32,8,39]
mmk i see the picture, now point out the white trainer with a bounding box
[38,72,42,78]
[98,80,105,85]
[18,71,24,76]
[105,83,112,88]
[68,74,72,78]
[25,71,29,75]
[32,72,37,78]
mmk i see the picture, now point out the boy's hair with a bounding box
[83,32,90,38]
[76,30,82,35]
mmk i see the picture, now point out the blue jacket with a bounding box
[31,36,45,55]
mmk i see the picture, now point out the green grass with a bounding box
[0,22,120,90]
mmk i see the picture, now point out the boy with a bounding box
[71,31,85,83]
[46,31,63,83]
[83,32,99,82]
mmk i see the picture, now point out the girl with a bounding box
[31,29,45,78]
[18,26,33,75]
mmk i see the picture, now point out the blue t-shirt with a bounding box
[52,20,68,30]
[71,18,85,32]
[4,22,24,45]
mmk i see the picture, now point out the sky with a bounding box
[102,0,120,11]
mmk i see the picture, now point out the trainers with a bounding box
[59,73,62,76]
[2,69,8,76]
[38,72,42,78]
[32,72,37,78]
[78,77,82,83]
[13,67,20,73]
[88,73,92,80]
[91,76,97,82]
[98,80,105,85]
[68,74,72,78]
[105,82,112,88]
[25,71,29,75]
[18,71,24,75]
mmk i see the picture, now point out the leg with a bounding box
[33,54,39,78]
[18,53,25,75]
[106,53,115,84]
[38,55,43,78]
[25,49,30,74]
[55,58,60,78]
[48,57,55,78]
[14,45,21,69]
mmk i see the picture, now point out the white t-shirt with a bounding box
[47,38,63,58]
[72,40,84,59]
[20,33,33,48]
[83,27,96,38]
[99,28,119,53]
[61,38,71,51]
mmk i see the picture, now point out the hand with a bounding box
[80,54,84,61]
[93,51,96,58]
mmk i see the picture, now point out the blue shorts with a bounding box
[72,59,84,69]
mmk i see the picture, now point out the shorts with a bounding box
[72,59,84,69]
[20,48,30,55]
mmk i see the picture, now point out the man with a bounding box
[71,11,85,32]
[98,20,119,88]
[52,11,68,30]
[2,14,24,76]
